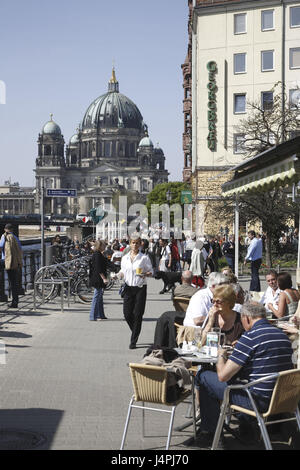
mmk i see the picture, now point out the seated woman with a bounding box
[201,284,244,347]
[267,271,300,319]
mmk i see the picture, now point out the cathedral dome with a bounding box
[138,136,153,148]
[69,133,79,145]
[81,69,143,132]
[42,115,62,135]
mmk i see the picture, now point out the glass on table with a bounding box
[193,330,202,350]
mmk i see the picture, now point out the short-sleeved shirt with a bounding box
[229,318,293,400]
[183,287,213,327]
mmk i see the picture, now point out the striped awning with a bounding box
[222,155,300,197]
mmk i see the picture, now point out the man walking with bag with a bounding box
[0,224,23,308]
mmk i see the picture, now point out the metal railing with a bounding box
[0,249,41,302]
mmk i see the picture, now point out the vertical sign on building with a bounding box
[207,61,217,151]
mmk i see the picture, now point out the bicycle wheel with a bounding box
[34,271,60,300]
[75,276,94,303]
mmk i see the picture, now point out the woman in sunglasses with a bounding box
[201,284,244,347]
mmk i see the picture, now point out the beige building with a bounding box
[191,0,300,235]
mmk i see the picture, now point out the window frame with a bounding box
[233,93,247,114]
[289,47,300,69]
[261,9,274,31]
[261,50,274,72]
[233,52,247,74]
[261,91,274,111]
[234,12,247,35]
[290,6,300,28]
[233,134,246,154]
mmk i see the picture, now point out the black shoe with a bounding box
[159,290,166,294]
[193,431,215,449]
[129,343,136,349]
[8,303,18,308]
[98,316,108,320]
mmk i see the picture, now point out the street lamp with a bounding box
[166,190,171,203]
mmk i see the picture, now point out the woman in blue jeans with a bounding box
[89,240,108,321]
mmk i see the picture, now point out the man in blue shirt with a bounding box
[244,230,263,292]
[194,301,293,447]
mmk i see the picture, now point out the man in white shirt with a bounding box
[183,272,228,327]
[119,234,153,349]
[260,270,281,316]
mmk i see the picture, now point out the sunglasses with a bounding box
[212,299,225,304]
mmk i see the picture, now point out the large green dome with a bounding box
[81,69,143,132]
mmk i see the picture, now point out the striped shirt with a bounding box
[229,318,293,400]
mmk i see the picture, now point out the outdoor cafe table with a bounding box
[174,348,218,437]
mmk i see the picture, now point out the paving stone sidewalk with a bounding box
[0,276,297,450]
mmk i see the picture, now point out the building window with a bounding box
[290,6,300,28]
[261,50,274,71]
[234,94,246,113]
[290,48,300,69]
[234,13,247,34]
[234,53,246,74]
[104,141,110,157]
[261,10,274,31]
[233,134,246,154]
[261,91,274,110]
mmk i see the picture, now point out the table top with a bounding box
[175,347,218,364]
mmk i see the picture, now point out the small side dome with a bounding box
[69,133,79,145]
[42,114,62,135]
[139,136,153,148]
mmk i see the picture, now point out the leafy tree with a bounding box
[146,182,191,225]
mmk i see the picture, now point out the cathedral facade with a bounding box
[34,69,169,216]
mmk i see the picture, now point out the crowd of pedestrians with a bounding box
[1,223,299,449]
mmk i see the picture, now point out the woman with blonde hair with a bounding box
[89,240,108,321]
[201,284,244,347]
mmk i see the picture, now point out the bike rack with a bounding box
[33,256,91,312]
[33,264,71,313]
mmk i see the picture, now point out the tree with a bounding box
[236,82,300,156]
[217,82,300,267]
[146,181,191,225]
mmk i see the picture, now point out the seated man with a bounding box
[260,269,281,317]
[194,302,293,447]
[183,272,228,327]
[153,271,198,348]
[172,270,199,299]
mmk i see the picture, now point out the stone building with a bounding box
[34,69,168,216]
[181,0,193,183]
[188,0,300,236]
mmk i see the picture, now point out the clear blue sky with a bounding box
[0,0,188,186]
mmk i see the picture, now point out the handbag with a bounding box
[119,283,127,298]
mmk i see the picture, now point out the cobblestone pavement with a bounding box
[0,276,298,451]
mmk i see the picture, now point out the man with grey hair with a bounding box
[193,301,293,447]
[183,272,228,327]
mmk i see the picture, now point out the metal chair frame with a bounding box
[212,370,300,450]
[120,363,195,450]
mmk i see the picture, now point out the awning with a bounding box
[222,155,300,196]
[222,136,300,197]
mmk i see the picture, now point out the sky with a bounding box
[0,0,189,187]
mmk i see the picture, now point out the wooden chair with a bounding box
[172,296,190,312]
[212,369,300,450]
[120,363,194,450]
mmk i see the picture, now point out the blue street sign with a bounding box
[46,189,77,197]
